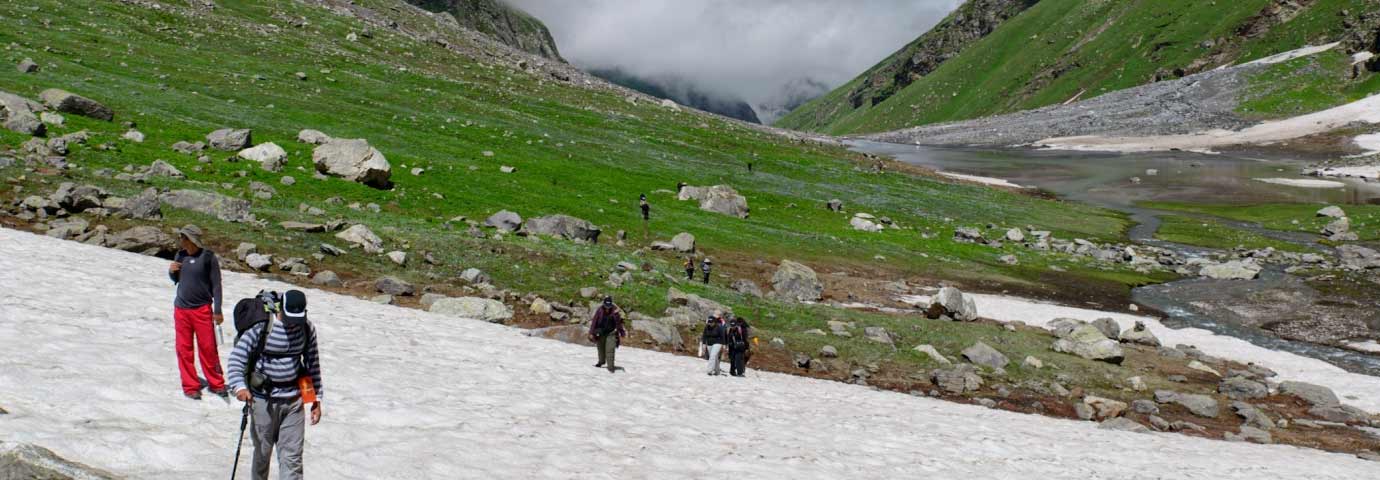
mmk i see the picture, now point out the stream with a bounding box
[849,140,1380,375]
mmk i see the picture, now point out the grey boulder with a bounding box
[312,138,392,188]
[159,189,252,223]
[39,88,113,121]
[771,260,823,302]
[430,297,513,323]
[484,210,523,232]
[523,214,600,243]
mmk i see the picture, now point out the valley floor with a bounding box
[1,228,1378,479]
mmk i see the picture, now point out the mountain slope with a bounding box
[4,228,1380,479]
[778,0,1380,135]
[588,67,762,124]
[406,0,563,60]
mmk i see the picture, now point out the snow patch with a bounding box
[1344,340,1380,354]
[1252,178,1347,189]
[4,228,1379,478]
[938,171,1027,189]
[1244,42,1341,66]
[1311,165,1380,180]
[898,292,1380,413]
[1353,52,1376,66]
[1354,133,1380,156]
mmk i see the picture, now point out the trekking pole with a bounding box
[230,403,249,479]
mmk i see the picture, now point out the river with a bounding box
[849,140,1380,375]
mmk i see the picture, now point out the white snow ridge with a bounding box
[0,228,1376,479]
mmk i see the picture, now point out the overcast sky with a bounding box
[507,0,960,108]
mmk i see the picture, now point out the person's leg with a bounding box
[188,305,225,392]
[250,399,279,480]
[707,344,722,374]
[173,307,199,395]
[595,334,607,367]
[730,350,743,376]
[603,335,617,371]
[276,399,306,480]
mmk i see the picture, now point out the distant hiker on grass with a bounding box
[228,289,323,480]
[684,256,696,281]
[727,315,751,377]
[588,296,626,373]
[700,312,727,376]
[168,224,227,400]
[700,257,713,284]
[639,194,650,221]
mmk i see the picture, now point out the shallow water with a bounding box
[850,140,1380,376]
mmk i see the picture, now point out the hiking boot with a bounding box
[184,391,202,400]
[593,363,604,368]
[209,388,229,399]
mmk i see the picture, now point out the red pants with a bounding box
[175,305,224,394]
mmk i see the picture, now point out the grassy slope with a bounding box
[1143,202,1380,242]
[1239,49,1380,118]
[0,0,1173,384]
[779,0,1380,135]
[1154,215,1313,253]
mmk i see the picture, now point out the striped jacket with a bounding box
[226,318,323,401]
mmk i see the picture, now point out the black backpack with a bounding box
[232,291,280,392]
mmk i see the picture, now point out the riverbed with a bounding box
[849,140,1380,375]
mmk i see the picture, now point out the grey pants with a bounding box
[706,344,724,375]
[251,398,305,480]
[596,333,617,370]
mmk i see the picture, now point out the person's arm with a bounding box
[225,327,258,397]
[305,323,323,400]
[168,251,184,283]
[208,253,223,315]
[587,310,601,337]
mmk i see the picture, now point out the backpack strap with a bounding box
[244,303,275,393]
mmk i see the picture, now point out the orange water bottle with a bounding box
[298,377,317,404]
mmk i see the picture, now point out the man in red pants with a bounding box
[168,225,227,400]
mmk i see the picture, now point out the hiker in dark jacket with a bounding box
[700,257,713,284]
[168,224,227,400]
[727,316,751,377]
[701,313,727,376]
[639,194,650,221]
[227,290,323,480]
[588,296,626,373]
[684,256,696,280]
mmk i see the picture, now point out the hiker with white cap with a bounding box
[227,289,324,480]
[168,224,227,400]
[700,257,713,284]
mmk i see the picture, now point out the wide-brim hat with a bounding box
[177,224,204,248]
[282,289,308,326]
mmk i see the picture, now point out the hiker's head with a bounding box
[177,224,204,252]
[281,289,308,327]
[602,296,614,307]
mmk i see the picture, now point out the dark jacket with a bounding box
[727,320,750,351]
[169,248,223,314]
[701,320,726,345]
[588,305,626,337]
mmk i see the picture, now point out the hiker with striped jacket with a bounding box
[227,290,323,480]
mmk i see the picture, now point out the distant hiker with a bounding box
[747,162,753,173]
[639,194,650,221]
[588,296,626,373]
[700,257,713,284]
[684,256,696,281]
[727,316,751,377]
[701,313,726,376]
[228,289,323,480]
[168,224,227,400]
[676,181,686,193]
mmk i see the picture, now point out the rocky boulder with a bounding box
[1316,205,1346,218]
[311,271,343,287]
[120,187,163,220]
[335,224,384,254]
[107,226,174,256]
[430,297,513,323]
[39,88,112,121]
[665,287,731,323]
[1199,260,1261,280]
[1098,418,1150,433]
[770,260,823,302]
[1052,323,1125,364]
[206,128,252,151]
[374,276,415,296]
[926,286,977,321]
[484,210,523,232]
[1155,390,1219,418]
[297,129,331,145]
[159,189,252,223]
[961,342,1008,369]
[312,138,392,188]
[930,364,982,394]
[678,184,749,218]
[0,90,46,136]
[1120,321,1161,347]
[523,214,600,243]
[0,442,118,479]
[238,142,288,171]
[1218,376,1267,400]
[1091,318,1120,341]
[850,213,883,232]
[49,183,107,213]
[1278,381,1339,406]
[631,320,685,349]
[1083,395,1129,420]
[914,345,951,365]
[1338,245,1380,269]
[670,232,696,253]
[731,279,764,297]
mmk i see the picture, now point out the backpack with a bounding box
[596,307,620,335]
[232,291,280,393]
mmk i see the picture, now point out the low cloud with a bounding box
[508,0,959,115]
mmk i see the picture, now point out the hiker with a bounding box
[588,296,626,373]
[228,289,323,480]
[700,312,727,376]
[727,315,751,377]
[684,256,696,281]
[676,181,686,194]
[700,257,713,284]
[639,194,650,221]
[168,224,227,400]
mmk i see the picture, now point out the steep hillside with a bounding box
[588,67,763,124]
[779,0,1380,135]
[406,0,562,60]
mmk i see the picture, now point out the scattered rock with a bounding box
[335,224,384,254]
[159,189,251,222]
[1091,318,1120,341]
[850,213,883,232]
[961,342,1009,370]
[107,226,174,255]
[39,88,113,121]
[930,364,982,394]
[371,295,395,305]
[1155,390,1218,418]
[914,345,951,365]
[312,138,392,188]
[1021,355,1043,369]
[374,276,415,296]
[245,253,273,272]
[311,271,342,287]
[239,142,288,171]
[677,184,749,218]
[1098,418,1149,433]
[1307,404,1370,424]
[1132,399,1159,415]
[122,129,145,143]
[386,251,407,266]
[771,260,823,302]
[1224,426,1272,444]
[459,268,491,285]
[0,442,120,479]
[864,326,894,345]
[1338,245,1380,269]
[1127,376,1147,391]
[523,214,600,242]
[1187,360,1221,377]
[1004,228,1025,243]
[1231,401,1275,430]
[819,345,838,358]
[44,217,89,240]
[16,58,38,73]
[1199,260,1261,280]
[926,286,977,321]
[206,128,252,151]
[1084,395,1129,419]
[1052,323,1124,364]
[631,320,685,349]
[826,199,843,212]
[234,242,257,261]
[668,232,696,253]
[1219,377,1267,400]
[1316,205,1346,218]
[484,210,523,232]
[1120,321,1161,347]
[146,160,184,178]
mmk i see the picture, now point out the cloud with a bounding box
[506,0,959,110]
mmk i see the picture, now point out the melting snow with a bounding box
[1,228,1378,478]
[1252,178,1347,189]
[938,171,1027,189]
